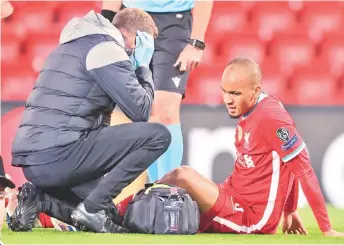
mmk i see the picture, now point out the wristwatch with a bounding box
[189,39,206,50]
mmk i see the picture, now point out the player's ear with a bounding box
[254,85,261,97]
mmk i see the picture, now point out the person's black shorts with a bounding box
[148,11,193,97]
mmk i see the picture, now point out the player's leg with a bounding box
[115,166,218,228]
[115,166,243,233]
[158,166,219,213]
[117,165,219,214]
[159,167,245,233]
[147,11,192,182]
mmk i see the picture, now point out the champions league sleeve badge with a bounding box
[276,128,290,142]
[277,128,299,151]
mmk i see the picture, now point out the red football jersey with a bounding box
[221,93,306,234]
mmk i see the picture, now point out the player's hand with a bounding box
[174,44,203,72]
[134,30,154,68]
[323,229,344,237]
[282,211,308,235]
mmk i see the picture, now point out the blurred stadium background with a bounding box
[1,1,344,210]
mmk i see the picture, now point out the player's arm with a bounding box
[283,177,299,214]
[101,0,123,22]
[259,108,342,236]
[281,176,309,235]
[174,0,213,71]
[286,152,344,236]
[86,41,154,122]
[286,151,330,232]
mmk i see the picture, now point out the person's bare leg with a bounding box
[147,91,183,182]
[158,166,219,213]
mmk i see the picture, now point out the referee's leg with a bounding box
[147,11,192,182]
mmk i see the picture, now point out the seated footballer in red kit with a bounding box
[31,58,343,236]
[115,58,344,236]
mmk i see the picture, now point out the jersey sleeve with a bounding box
[287,150,332,232]
[283,177,299,213]
[259,105,306,163]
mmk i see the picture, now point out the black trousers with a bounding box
[149,10,192,96]
[23,122,171,223]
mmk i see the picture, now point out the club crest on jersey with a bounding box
[276,128,290,142]
[281,135,299,151]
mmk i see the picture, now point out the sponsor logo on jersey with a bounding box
[237,152,255,168]
[281,135,298,151]
[276,128,290,142]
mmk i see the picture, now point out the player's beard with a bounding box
[228,114,241,119]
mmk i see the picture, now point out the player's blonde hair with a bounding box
[113,8,158,38]
[227,57,262,87]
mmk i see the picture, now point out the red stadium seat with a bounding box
[300,4,344,42]
[260,60,289,102]
[218,34,266,65]
[320,34,344,77]
[7,3,56,35]
[200,39,221,66]
[299,1,343,12]
[56,1,100,25]
[1,35,21,64]
[250,1,301,10]
[1,19,26,39]
[208,3,249,35]
[212,1,255,13]
[185,65,225,105]
[269,34,316,76]
[294,57,333,78]
[24,34,60,72]
[10,1,58,10]
[1,65,38,101]
[251,4,297,41]
[289,70,339,105]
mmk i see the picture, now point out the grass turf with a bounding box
[2,206,344,244]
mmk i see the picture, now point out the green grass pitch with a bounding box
[2,206,344,244]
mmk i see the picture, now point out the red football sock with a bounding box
[116,195,134,218]
[38,213,54,228]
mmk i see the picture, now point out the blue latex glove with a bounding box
[134,30,154,68]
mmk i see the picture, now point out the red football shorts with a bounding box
[198,185,245,233]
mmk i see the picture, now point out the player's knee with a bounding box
[172,166,193,185]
